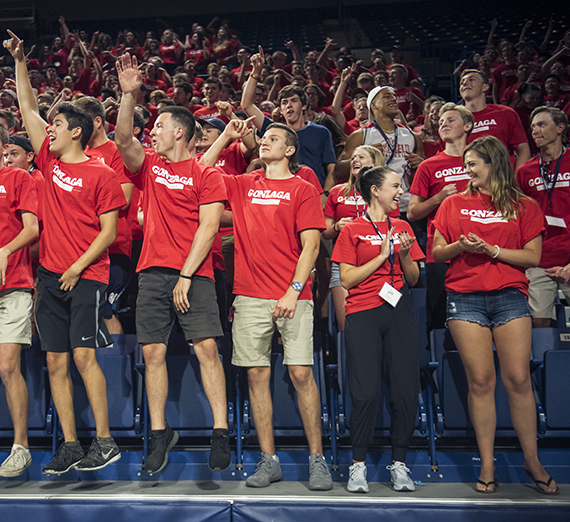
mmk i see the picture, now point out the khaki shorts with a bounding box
[232,295,314,367]
[526,267,570,320]
[0,289,33,346]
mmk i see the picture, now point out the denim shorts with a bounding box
[446,288,531,328]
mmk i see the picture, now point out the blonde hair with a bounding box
[439,102,474,137]
[343,145,384,197]
[463,136,527,221]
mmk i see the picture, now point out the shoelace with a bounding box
[310,456,328,474]
[255,456,273,473]
[349,464,366,480]
[211,434,227,452]
[387,463,411,475]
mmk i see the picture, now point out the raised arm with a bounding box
[487,18,498,48]
[284,40,301,63]
[241,46,267,131]
[59,16,71,49]
[331,67,350,129]
[3,30,47,152]
[540,18,555,54]
[519,20,532,44]
[115,53,146,173]
[200,116,254,167]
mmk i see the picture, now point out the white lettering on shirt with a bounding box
[248,188,291,206]
[0,185,5,194]
[472,119,497,134]
[529,172,570,190]
[358,233,402,245]
[460,208,509,224]
[52,164,83,192]
[337,194,366,205]
[434,166,470,182]
[152,165,193,190]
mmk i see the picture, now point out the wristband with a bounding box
[491,245,500,259]
[179,274,192,280]
[250,74,260,81]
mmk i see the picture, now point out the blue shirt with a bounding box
[260,117,337,187]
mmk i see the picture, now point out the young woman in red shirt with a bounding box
[432,136,558,495]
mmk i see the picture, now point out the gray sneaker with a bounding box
[309,453,333,491]
[387,461,415,491]
[347,462,369,493]
[246,453,282,487]
[0,444,32,477]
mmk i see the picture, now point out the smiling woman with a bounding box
[431,136,558,495]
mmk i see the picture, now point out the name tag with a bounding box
[379,282,402,307]
[546,216,567,228]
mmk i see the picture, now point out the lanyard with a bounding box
[539,151,564,214]
[366,212,395,285]
[352,187,366,218]
[374,123,398,165]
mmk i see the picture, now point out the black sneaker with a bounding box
[144,425,179,475]
[208,428,231,471]
[42,441,84,475]
[75,437,121,471]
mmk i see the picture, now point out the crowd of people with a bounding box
[0,14,568,497]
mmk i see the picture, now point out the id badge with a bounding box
[546,216,567,228]
[379,282,402,307]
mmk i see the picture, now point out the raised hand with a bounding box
[116,53,142,95]
[223,116,255,140]
[340,66,351,84]
[215,100,234,119]
[380,226,396,260]
[250,45,265,75]
[398,230,416,257]
[284,40,296,50]
[3,30,25,62]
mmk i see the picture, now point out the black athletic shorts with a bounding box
[35,265,112,352]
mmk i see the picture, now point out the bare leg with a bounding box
[0,343,28,447]
[193,337,228,429]
[46,351,77,442]
[105,316,124,335]
[448,320,496,491]
[493,317,557,493]
[73,347,111,438]
[331,285,348,332]
[142,343,168,430]
[289,365,323,455]
[247,367,274,454]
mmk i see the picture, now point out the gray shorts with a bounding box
[0,288,32,346]
[136,268,223,344]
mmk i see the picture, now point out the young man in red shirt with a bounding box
[194,78,230,123]
[516,107,570,328]
[74,96,135,335]
[115,53,231,475]
[0,125,39,477]
[407,103,474,330]
[388,64,425,124]
[6,30,125,475]
[207,120,332,490]
[460,69,530,169]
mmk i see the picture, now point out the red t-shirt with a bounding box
[545,94,570,110]
[196,141,249,175]
[223,172,326,300]
[0,167,38,289]
[410,151,471,262]
[331,217,425,314]
[516,149,570,268]
[500,82,520,105]
[128,186,144,242]
[394,86,426,120]
[35,137,126,283]
[127,150,226,280]
[143,77,168,94]
[159,42,183,65]
[432,192,545,294]
[29,168,45,224]
[388,63,419,86]
[492,63,518,97]
[193,106,231,124]
[467,104,528,162]
[86,140,133,258]
[74,68,92,96]
[324,184,367,221]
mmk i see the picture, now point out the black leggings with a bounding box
[345,287,420,462]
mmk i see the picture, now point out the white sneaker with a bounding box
[347,462,369,493]
[387,461,415,491]
[0,444,32,477]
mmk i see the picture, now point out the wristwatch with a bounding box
[290,282,303,292]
